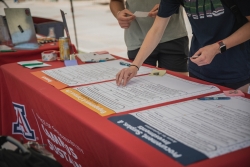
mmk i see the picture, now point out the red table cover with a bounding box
[0,61,249,167]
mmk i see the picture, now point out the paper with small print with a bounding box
[77,52,115,62]
[73,74,219,113]
[109,93,250,165]
[134,11,149,17]
[42,59,154,86]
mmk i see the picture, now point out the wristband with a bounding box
[130,64,139,71]
[217,41,226,53]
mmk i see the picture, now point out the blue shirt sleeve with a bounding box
[158,0,181,18]
[236,1,250,16]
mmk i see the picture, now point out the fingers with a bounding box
[122,72,132,86]
[125,72,135,85]
[148,4,159,17]
[116,70,129,86]
[191,44,218,66]
[123,9,135,18]
[118,20,132,29]
[191,50,202,59]
[117,9,135,21]
[116,69,130,86]
[148,11,158,17]
[150,4,159,12]
[190,49,205,66]
[190,54,201,65]
[117,9,135,29]
[116,67,137,86]
[190,53,210,66]
[116,70,124,86]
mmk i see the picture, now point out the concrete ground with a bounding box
[1,0,192,58]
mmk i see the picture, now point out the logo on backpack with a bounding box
[12,102,36,141]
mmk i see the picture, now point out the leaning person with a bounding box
[115,0,250,93]
[110,0,189,76]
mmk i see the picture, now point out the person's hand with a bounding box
[148,4,159,17]
[190,43,220,66]
[116,66,138,86]
[116,9,135,29]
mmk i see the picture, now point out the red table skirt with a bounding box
[0,60,249,167]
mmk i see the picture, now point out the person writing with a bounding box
[115,0,250,93]
[110,0,189,76]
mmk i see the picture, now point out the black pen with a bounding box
[198,97,231,100]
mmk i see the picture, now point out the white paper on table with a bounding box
[0,45,12,51]
[23,63,51,69]
[18,60,43,65]
[74,74,219,113]
[17,60,51,69]
[77,52,115,62]
[126,93,250,158]
[134,11,149,17]
[42,59,155,86]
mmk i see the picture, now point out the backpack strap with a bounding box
[221,0,248,28]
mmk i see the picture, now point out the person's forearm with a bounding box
[132,16,170,67]
[110,0,125,18]
[219,17,250,52]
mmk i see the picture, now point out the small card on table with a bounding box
[223,90,245,97]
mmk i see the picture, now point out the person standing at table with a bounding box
[115,0,250,93]
[110,0,189,76]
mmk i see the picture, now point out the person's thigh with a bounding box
[127,48,158,67]
[158,36,189,72]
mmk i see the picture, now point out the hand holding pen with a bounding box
[190,43,219,66]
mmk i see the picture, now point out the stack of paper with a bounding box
[17,60,51,69]
[77,52,115,62]
[0,45,13,52]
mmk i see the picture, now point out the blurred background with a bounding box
[0,0,192,59]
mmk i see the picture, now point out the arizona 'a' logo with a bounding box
[12,102,36,141]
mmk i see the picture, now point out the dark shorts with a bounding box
[127,36,189,72]
[189,72,250,89]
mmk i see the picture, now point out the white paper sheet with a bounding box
[128,93,250,158]
[134,11,149,17]
[0,44,11,51]
[77,52,115,62]
[42,59,154,86]
[74,74,219,113]
[18,60,51,69]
